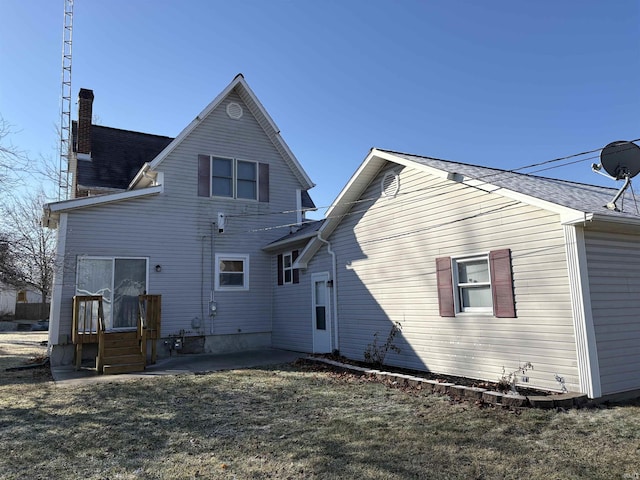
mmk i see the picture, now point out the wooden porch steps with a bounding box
[73,295,162,375]
[99,330,145,375]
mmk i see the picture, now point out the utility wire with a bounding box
[228,138,640,223]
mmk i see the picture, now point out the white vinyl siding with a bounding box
[584,229,640,396]
[329,163,580,393]
[51,91,307,356]
[272,244,333,352]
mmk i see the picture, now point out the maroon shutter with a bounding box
[259,163,269,202]
[197,155,210,197]
[436,257,455,317]
[277,254,283,286]
[292,250,299,284]
[489,249,516,318]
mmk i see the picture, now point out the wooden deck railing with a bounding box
[72,294,162,371]
[72,295,104,370]
[139,294,162,364]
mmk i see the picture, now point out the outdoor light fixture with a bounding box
[155,264,162,272]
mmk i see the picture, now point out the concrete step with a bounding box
[103,362,146,375]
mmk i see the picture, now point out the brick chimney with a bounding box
[77,88,94,155]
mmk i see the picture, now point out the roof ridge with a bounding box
[375,147,617,192]
[91,124,174,139]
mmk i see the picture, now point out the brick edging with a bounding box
[306,357,588,409]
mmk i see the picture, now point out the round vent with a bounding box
[226,102,243,120]
[381,171,400,198]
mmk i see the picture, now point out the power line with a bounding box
[230,138,640,225]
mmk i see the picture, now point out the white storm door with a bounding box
[311,272,332,353]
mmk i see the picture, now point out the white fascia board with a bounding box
[45,186,162,222]
[294,235,322,269]
[296,149,390,268]
[128,162,152,189]
[151,76,242,168]
[129,76,245,188]
[235,77,314,190]
[131,75,314,191]
[570,212,640,229]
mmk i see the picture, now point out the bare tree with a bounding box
[1,189,56,319]
[0,115,28,194]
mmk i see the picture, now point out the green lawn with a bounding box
[1,334,640,479]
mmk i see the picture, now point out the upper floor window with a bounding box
[198,155,268,202]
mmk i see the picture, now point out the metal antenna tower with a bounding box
[58,0,74,200]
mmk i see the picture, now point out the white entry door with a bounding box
[312,272,332,353]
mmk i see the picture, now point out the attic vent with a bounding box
[226,102,243,120]
[381,171,400,198]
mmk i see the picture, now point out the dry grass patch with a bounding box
[1,335,640,479]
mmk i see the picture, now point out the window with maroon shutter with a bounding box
[197,155,269,202]
[436,257,455,317]
[489,249,516,318]
[197,154,210,197]
[292,250,299,284]
[437,249,516,317]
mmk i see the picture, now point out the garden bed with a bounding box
[306,354,588,409]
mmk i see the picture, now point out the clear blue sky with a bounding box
[1,0,638,215]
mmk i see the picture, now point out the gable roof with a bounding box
[74,124,173,190]
[130,74,315,191]
[296,147,640,267]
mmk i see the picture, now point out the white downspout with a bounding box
[317,233,339,352]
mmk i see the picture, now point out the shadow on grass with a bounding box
[1,363,640,479]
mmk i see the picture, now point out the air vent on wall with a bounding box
[381,171,400,198]
[226,102,243,120]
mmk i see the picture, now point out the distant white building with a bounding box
[0,280,17,316]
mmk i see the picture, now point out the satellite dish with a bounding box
[592,141,640,211]
[600,141,640,180]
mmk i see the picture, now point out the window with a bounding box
[283,253,293,284]
[215,254,249,291]
[277,250,299,285]
[212,157,233,197]
[454,256,492,312]
[236,160,257,199]
[436,249,516,318]
[198,155,268,202]
[16,290,27,303]
[76,257,148,329]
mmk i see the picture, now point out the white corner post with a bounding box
[563,224,602,398]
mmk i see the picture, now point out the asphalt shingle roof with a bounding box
[383,149,640,220]
[75,124,173,190]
